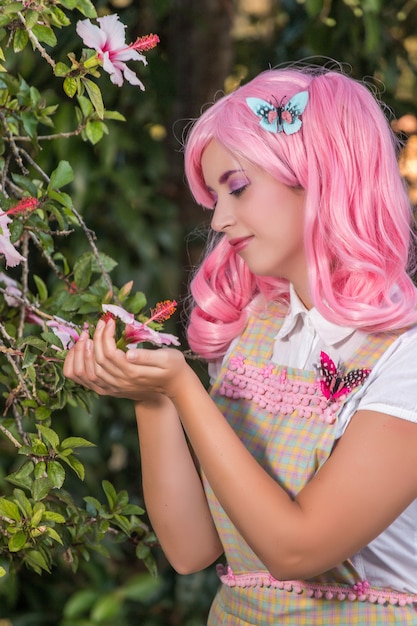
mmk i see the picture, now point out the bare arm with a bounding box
[134,395,223,573]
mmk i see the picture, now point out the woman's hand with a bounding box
[63,317,189,402]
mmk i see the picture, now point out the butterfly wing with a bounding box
[319,351,340,400]
[340,368,371,396]
[282,90,309,135]
[246,97,278,132]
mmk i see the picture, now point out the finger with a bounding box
[93,318,118,366]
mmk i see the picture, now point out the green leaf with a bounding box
[3,3,25,14]
[32,24,57,47]
[63,76,77,98]
[0,498,21,522]
[85,119,105,145]
[76,94,93,117]
[22,347,38,369]
[42,510,65,523]
[48,160,74,191]
[63,589,98,619]
[33,274,48,301]
[54,62,70,77]
[90,594,121,622]
[119,573,163,601]
[20,111,38,139]
[35,406,52,421]
[14,489,32,517]
[61,454,85,480]
[24,549,50,573]
[48,189,73,209]
[9,531,27,552]
[72,0,97,19]
[103,110,126,122]
[121,503,145,515]
[25,10,39,29]
[82,78,104,119]
[13,28,29,53]
[102,481,117,509]
[32,477,52,501]
[6,462,34,491]
[47,461,65,488]
[37,424,60,450]
[31,502,45,527]
[73,253,92,289]
[44,526,63,545]
[60,436,95,450]
[91,252,118,273]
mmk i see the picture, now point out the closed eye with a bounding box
[229,184,249,198]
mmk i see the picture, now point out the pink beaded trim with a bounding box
[219,355,341,423]
[217,565,417,607]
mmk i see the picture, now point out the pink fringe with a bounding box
[217,565,417,607]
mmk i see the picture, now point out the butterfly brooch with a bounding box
[246,91,309,135]
[317,351,371,404]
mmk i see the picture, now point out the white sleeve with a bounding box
[337,326,417,436]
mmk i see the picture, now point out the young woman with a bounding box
[64,65,417,624]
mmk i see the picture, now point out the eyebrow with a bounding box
[218,169,245,184]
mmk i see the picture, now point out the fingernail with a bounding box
[96,319,105,331]
[126,350,136,362]
[78,330,88,341]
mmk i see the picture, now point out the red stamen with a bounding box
[132,34,160,53]
[147,299,177,324]
[101,311,116,323]
[6,197,39,215]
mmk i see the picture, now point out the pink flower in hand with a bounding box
[125,323,180,348]
[102,302,180,348]
[76,14,159,89]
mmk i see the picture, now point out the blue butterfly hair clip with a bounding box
[246,91,309,135]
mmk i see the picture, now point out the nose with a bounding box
[210,198,235,233]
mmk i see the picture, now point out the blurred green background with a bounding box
[1,0,417,623]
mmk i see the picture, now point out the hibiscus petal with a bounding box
[112,48,147,63]
[0,235,25,267]
[102,303,135,324]
[156,332,181,346]
[121,65,145,90]
[47,318,80,350]
[96,14,127,49]
[125,323,180,347]
[76,19,107,51]
[102,53,124,86]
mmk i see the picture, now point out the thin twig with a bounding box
[0,112,29,175]
[18,12,56,69]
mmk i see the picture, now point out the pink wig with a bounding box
[184,66,417,360]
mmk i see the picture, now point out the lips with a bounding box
[228,236,253,252]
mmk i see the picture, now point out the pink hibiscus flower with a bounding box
[76,14,159,89]
[0,197,39,268]
[46,317,81,350]
[102,302,180,348]
[0,211,25,268]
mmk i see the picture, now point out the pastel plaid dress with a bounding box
[204,303,417,625]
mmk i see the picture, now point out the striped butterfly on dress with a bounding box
[318,351,371,403]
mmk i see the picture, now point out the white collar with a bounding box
[276,285,357,347]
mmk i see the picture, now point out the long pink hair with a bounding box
[184,66,417,360]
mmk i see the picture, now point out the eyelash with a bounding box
[230,184,249,197]
[208,183,249,209]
